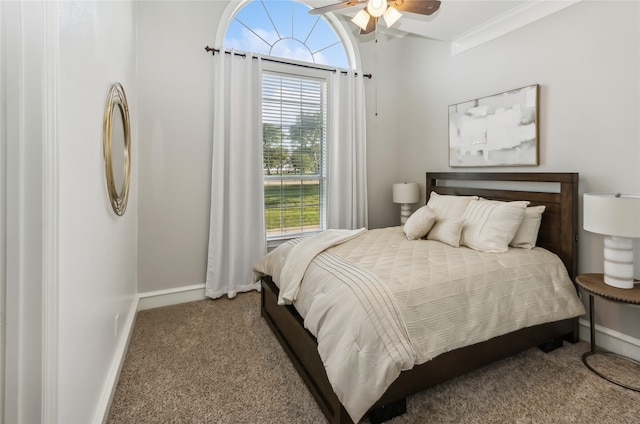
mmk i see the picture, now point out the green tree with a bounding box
[263,123,285,175]
[288,147,314,175]
[287,112,322,175]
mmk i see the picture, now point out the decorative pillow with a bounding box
[403,206,437,240]
[426,191,479,220]
[460,199,529,253]
[426,218,465,247]
[510,205,546,249]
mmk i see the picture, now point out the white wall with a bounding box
[385,0,640,338]
[136,0,225,293]
[2,0,138,422]
[57,1,138,421]
[358,32,406,229]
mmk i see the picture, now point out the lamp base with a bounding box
[603,236,635,289]
[400,203,412,225]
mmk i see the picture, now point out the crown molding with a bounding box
[451,0,583,56]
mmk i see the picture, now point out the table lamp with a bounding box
[583,193,640,289]
[393,183,420,225]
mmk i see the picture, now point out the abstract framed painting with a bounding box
[448,84,539,167]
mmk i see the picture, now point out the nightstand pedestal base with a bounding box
[577,279,640,392]
[582,350,640,392]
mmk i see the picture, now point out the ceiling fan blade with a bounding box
[390,0,441,16]
[308,0,364,15]
[360,16,377,35]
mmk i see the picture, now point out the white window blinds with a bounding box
[262,71,327,237]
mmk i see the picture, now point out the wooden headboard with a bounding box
[426,172,579,279]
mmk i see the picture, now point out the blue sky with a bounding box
[224,0,349,69]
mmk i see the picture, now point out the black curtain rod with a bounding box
[204,46,372,79]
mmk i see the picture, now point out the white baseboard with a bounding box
[137,284,207,311]
[579,318,640,362]
[95,298,138,424]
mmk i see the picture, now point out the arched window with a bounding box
[224,0,349,69]
[222,1,357,239]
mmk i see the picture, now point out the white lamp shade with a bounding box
[393,183,420,204]
[351,9,371,31]
[583,193,640,237]
[383,6,402,27]
[367,0,387,18]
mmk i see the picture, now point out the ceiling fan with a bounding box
[309,0,441,34]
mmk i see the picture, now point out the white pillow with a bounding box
[510,205,546,249]
[426,218,465,247]
[403,206,437,240]
[461,199,529,253]
[426,191,479,220]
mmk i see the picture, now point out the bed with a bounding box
[256,172,583,424]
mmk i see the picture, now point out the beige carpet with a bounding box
[107,291,640,423]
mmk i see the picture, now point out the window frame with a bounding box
[223,0,351,70]
[261,60,330,243]
[219,0,361,247]
[216,0,361,73]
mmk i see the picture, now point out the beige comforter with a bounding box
[254,226,585,422]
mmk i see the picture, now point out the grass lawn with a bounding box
[264,181,320,231]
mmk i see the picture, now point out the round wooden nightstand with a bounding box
[575,273,640,391]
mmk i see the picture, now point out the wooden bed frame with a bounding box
[260,172,580,424]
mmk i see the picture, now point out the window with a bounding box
[262,70,327,237]
[224,0,349,238]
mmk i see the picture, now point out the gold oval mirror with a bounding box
[103,83,131,216]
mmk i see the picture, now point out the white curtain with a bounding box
[326,70,368,229]
[206,50,266,299]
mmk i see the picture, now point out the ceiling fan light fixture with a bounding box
[351,9,371,31]
[382,6,402,28]
[367,0,387,18]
